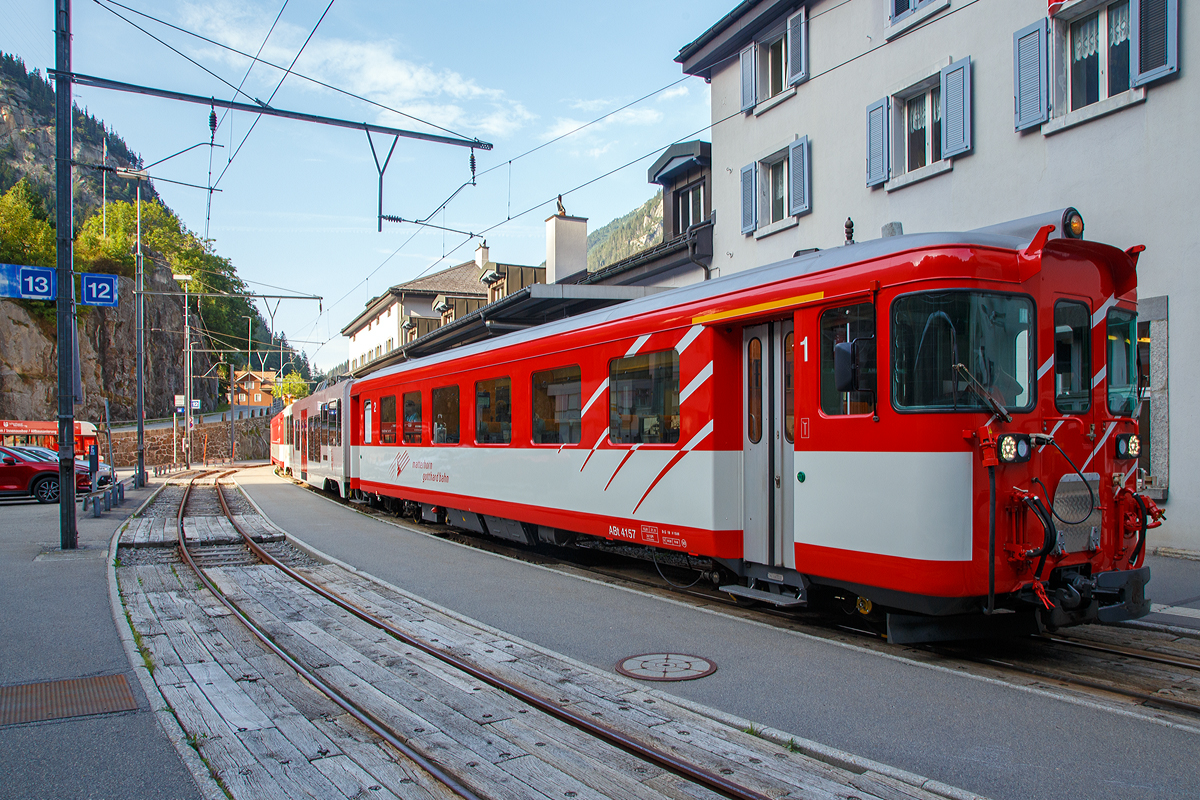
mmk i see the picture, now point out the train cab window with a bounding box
[820,304,876,415]
[532,366,581,444]
[402,392,422,444]
[783,332,795,442]
[747,338,763,443]
[1107,307,1139,416]
[892,292,1035,413]
[330,401,340,447]
[363,400,373,444]
[475,377,512,444]
[432,386,460,444]
[609,350,680,445]
[379,395,397,444]
[1055,302,1091,413]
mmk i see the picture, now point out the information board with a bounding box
[0,263,56,301]
[80,273,119,307]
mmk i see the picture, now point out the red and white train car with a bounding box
[279,380,352,494]
[275,210,1159,641]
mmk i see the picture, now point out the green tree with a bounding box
[274,371,310,401]
[0,178,55,267]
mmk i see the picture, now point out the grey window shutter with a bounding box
[1132,0,1178,86]
[941,57,972,157]
[789,137,811,216]
[866,98,890,187]
[741,164,757,234]
[740,46,756,112]
[1013,20,1049,131]
[787,9,808,86]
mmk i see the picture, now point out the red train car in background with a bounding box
[275,209,1160,642]
[1,419,101,456]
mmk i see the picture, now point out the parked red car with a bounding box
[0,446,91,503]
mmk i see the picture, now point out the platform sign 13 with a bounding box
[0,263,56,300]
[80,273,119,307]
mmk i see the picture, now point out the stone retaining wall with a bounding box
[107,416,270,466]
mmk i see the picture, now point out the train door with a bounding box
[742,320,796,569]
[299,409,308,480]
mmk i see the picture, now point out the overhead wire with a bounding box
[212,0,338,189]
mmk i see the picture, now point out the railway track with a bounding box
[167,471,897,800]
[297,474,1200,728]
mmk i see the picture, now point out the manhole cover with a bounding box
[615,653,717,682]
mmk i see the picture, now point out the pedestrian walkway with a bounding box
[0,474,205,800]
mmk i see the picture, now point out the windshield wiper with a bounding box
[953,363,1012,423]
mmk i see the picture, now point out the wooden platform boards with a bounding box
[120,503,285,549]
[117,550,967,799]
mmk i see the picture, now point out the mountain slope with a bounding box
[586,191,663,272]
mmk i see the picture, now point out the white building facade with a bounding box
[678,0,1194,550]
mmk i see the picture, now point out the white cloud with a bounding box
[569,98,614,112]
[660,84,690,101]
[177,2,533,139]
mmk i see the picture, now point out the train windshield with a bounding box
[1106,307,1139,416]
[892,291,1036,413]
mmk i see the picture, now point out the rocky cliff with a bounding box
[0,258,216,424]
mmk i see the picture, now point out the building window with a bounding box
[1070,2,1130,111]
[254,393,262,403]
[475,377,511,444]
[432,386,460,444]
[767,158,788,224]
[609,350,680,445]
[403,391,422,444]
[867,58,971,188]
[891,0,938,24]
[905,87,941,172]
[532,365,581,444]
[739,9,807,112]
[677,182,703,232]
[239,393,246,403]
[740,136,810,235]
[1015,1,1177,132]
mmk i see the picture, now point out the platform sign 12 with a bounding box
[80,273,119,307]
[0,263,57,300]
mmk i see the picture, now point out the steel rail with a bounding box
[1041,635,1200,672]
[214,479,773,800]
[175,473,484,800]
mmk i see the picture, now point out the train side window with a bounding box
[321,403,329,449]
[1107,307,1138,416]
[532,365,581,444]
[783,331,795,442]
[403,391,422,444]
[1054,301,1091,413]
[747,338,763,443]
[820,304,876,415]
[432,386,460,444]
[379,395,397,444]
[475,377,512,444]
[363,400,373,444]
[609,349,681,445]
[329,400,339,447]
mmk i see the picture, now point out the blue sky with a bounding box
[1,0,729,369]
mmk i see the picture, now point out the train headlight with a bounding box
[1115,433,1140,460]
[998,433,1032,464]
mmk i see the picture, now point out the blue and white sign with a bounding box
[0,263,56,300]
[191,399,201,410]
[80,273,119,307]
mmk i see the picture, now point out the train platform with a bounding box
[0,472,206,800]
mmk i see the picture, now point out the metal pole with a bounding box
[55,0,76,549]
[102,139,107,236]
[135,181,145,486]
[184,283,191,468]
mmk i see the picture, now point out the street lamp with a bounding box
[173,273,194,467]
[116,167,149,486]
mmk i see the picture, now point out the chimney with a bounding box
[475,240,489,269]
[546,214,587,283]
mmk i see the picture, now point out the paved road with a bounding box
[236,465,1200,800]
[0,486,203,800]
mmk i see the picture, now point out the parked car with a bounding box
[12,445,113,485]
[0,446,92,503]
